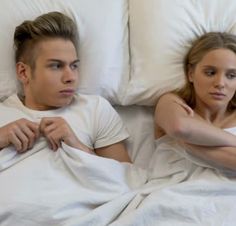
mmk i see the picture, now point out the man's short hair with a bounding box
[14,11,79,68]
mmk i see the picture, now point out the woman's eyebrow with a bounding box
[227,68,236,72]
[201,65,216,68]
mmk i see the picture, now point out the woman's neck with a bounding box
[194,105,234,128]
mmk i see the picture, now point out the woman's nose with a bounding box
[214,74,225,89]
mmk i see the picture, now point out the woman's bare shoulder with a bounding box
[156,92,185,106]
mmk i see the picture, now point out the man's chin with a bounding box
[55,97,74,108]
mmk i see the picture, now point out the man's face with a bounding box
[23,38,79,110]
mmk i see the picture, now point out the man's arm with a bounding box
[40,117,131,163]
[40,117,94,153]
[95,141,132,163]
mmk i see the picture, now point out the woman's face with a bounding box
[188,48,236,111]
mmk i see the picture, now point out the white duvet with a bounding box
[1,105,236,226]
[0,139,147,226]
[111,135,236,226]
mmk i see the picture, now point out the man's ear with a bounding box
[187,64,194,83]
[16,62,30,84]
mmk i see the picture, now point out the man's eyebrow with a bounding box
[47,59,80,63]
[72,59,80,64]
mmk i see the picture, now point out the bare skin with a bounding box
[155,48,236,170]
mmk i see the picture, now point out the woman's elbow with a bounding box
[166,118,190,139]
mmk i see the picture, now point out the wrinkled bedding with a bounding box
[0,140,147,226]
[1,105,236,226]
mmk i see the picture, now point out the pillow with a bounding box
[0,0,129,104]
[125,0,236,105]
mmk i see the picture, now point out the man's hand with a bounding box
[40,117,93,153]
[0,118,40,152]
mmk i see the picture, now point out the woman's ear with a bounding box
[16,62,30,84]
[187,64,194,83]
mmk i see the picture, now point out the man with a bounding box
[0,11,131,163]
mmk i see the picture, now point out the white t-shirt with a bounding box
[2,94,129,149]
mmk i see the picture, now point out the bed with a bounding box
[1,0,236,225]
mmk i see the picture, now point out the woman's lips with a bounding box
[209,92,226,100]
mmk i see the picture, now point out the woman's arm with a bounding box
[155,93,236,147]
[184,143,236,171]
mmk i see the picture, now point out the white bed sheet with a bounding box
[115,105,156,169]
[1,105,236,226]
[0,139,147,226]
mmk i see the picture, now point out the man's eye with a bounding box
[49,63,61,69]
[70,63,79,70]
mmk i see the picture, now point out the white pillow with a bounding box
[0,0,129,104]
[125,0,236,105]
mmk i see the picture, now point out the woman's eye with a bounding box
[227,73,236,79]
[204,70,215,76]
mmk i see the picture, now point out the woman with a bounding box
[155,32,236,171]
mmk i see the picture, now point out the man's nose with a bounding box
[62,66,77,83]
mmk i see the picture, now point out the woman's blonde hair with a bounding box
[176,32,236,111]
[14,11,79,69]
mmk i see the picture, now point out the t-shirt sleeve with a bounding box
[93,97,129,148]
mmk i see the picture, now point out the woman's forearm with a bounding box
[172,116,236,147]
[185,143,236,171]
[155,93,236,147]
